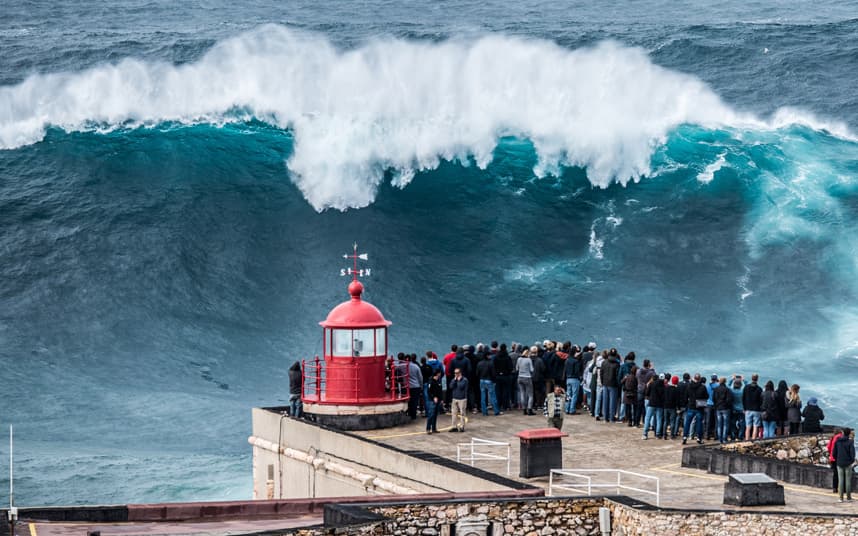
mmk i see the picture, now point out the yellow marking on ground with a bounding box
[650,464,839,498]
[651,465,727,482]
[29,522,37,536]
[366,417,470,440]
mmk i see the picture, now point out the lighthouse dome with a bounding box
[320,281,392,328]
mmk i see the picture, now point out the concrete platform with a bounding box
[353,410,858,514]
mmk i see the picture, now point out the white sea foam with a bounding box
[0,25,852,210]
[697,152,727,183]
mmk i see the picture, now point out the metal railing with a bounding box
[456,438,511,476]
[548,469,660,506]
[301,357,411,404]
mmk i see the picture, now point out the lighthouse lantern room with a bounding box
[301,245,409,430]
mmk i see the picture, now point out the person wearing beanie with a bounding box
[801,396,824,433]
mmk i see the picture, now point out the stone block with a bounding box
[723,473,785,506]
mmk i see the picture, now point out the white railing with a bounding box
[456,438,511,476]
[549,469,660,507]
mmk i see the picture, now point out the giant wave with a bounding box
[0,25,853,210]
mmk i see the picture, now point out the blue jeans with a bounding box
[763,420,777,438]
[594,385,604,417]
[289,394,302,418]
[565,378,581,414]
[664,408,679,437]
[586,389,594,415]
[426,400,439,431]
[644,406,664,437]
[684,408,703,440]
[602,386,618,422]
[480,379,500,415]
[716,409,731,442]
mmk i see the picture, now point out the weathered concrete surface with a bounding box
[353,411,858,514]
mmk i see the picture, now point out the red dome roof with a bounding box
[320,281,392,328]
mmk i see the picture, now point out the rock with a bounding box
[776,449,788,460]
[541,527,556,536]
[421,530,438,536]
[788,449,797,459]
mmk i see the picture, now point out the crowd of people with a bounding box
[396,341,827,444]
[289,339,856,501]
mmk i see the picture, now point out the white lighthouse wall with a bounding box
[250,407,515,499]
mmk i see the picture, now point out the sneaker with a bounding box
[642,436,648,440]
[449,428,459,433]
[839,497,844,503]
[697,439,704,445]
[682,438,688,445]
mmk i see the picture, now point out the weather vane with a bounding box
[340,242,370,281]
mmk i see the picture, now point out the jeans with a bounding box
[586,389,594,415]
[565,378,581,414]
[644,406,664,438]
[837,465,853,499]
[716,409,731,442]
[548,415,563,430]
[425,400,439,431]
[289,394,302,418]
[684,408,703,440]
[664,408,679,437]
[480,379,500,415]
[518,377,534,410]
[602,386,618,422]
[624,402,636,426]
[594,385,604,417]
[763,420,777,438]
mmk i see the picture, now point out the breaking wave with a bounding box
[0,25,854,210]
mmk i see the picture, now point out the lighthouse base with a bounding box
[303,402,409,431]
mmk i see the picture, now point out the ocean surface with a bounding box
[2,0,858,506]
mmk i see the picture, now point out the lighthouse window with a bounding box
[375,328,386,355]
[332,329,352,357]
[352,329,375,357]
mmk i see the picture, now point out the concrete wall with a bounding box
[250,408,527,500]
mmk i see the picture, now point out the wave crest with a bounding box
[0,25,851,209]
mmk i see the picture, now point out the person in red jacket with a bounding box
[828,429,844,494]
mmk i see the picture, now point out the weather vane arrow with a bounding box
[340,243,371,280]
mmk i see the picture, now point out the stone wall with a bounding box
[284,497,858,536]
[720,435,830,465]
[609,504,858,536]
[292,498,605,535]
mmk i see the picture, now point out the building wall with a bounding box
[250,408,519,500]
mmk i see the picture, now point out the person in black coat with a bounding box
[834,428,856,501]
[801,397,825,433]
[712,377,734,444]
[288,361,303,418]
[683,374,709,444]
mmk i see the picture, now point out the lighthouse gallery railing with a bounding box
[301,357,411,404]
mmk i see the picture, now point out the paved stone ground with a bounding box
[356,409,858,514]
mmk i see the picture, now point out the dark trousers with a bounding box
[496,375,512,410]
[407,389,421,419]
[634,392,645,427]
[533,380,546,409]
[832,461,839,492]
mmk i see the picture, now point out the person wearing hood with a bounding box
[600,350,621,423]
[801,396,824,433]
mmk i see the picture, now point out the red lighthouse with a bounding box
[301,245,409,430]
